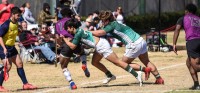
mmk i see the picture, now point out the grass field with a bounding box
[2,30,199,93]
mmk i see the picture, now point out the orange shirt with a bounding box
[0,4,14,24]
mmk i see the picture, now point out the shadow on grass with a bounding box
[81,82,157,89]
[11,86,60,92]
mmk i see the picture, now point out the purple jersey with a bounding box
[184,13,200,41]
[55,17,73,38]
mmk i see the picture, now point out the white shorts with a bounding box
[95,38,113,58]
[124,37,147,58]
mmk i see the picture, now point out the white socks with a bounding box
[63,68,72,82]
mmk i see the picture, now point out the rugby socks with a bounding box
[17,68,28,84]
[105,71,113,78]
[154,73,161,79]
[80,55,87,65]
[125,65,138,77]
[63,68,72,82]
[140,66,145,71]
[194,81,199,86]
[0,71,4,86]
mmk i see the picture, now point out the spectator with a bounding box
[18,4,25,24]
[0,0,14,25]
[113,7,124,24]
[56,0,71,20]
[21,21,28,30]
[23,2,35,24]
[38,3,56,27]
[38,23,55,50]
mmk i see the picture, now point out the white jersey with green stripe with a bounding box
[72,28,96,48]
[103,21,140,45]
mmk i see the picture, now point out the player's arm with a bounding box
[0,22,9,54]
[64,31,82,50]
[173,17,183,55]
[173,24,181,46]
[63,37,77,50]
[91,30,106,36]
[91,25,114,36]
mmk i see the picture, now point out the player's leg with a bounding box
[186,58,200,90]
[186,39,200,89]
[105,52,142,86]
[0,57,12,92]
[80,54,90,77]
[74,45,90,77]
[11,53,37,90]
[91,51,116,84]
[138,52,164,84]
[60,43,77,89]
[122,38,152,81]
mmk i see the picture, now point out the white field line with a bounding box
[35,63,185,93]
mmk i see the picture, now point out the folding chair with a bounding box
[18,42,46,64]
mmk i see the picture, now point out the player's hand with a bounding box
[3,48,7,56]
[66,37,72,41]
[60,34,64,38]
[173,45,178,55]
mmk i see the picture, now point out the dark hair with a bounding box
[61,7,73,17]
[185,3,197,14]
[64,18,81,30]
[21,3,26,8]
[43,3,51,14]
[93,10,99,15]
[11,7,22,14]
[93,17,100,21]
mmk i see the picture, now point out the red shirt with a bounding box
[0,4,14,24]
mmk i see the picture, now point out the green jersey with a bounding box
[103,21,140,45]
[72,28,95,48]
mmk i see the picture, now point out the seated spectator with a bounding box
[18,23,56,63]
[38,23,56,50]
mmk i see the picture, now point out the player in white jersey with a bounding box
[91,10,164,84]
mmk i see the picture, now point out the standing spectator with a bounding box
[23,2,35,24]
[56,0,71,20]
[38,3,56,27]
[0,0,14,25]
[113,7,124,24]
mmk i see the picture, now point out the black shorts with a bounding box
[60,43,82,58]
[186,39,200,58]
[0,45,18,59]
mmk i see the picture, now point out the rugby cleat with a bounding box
[155,77,164,84]
[23,83,37,90]
[69,81,77,90]
[144,67,151,80]
[0,86,8,92]
[82,64,90,77]
[136,71,143,87]
[103,75,116,84]
[189,85,200,90]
